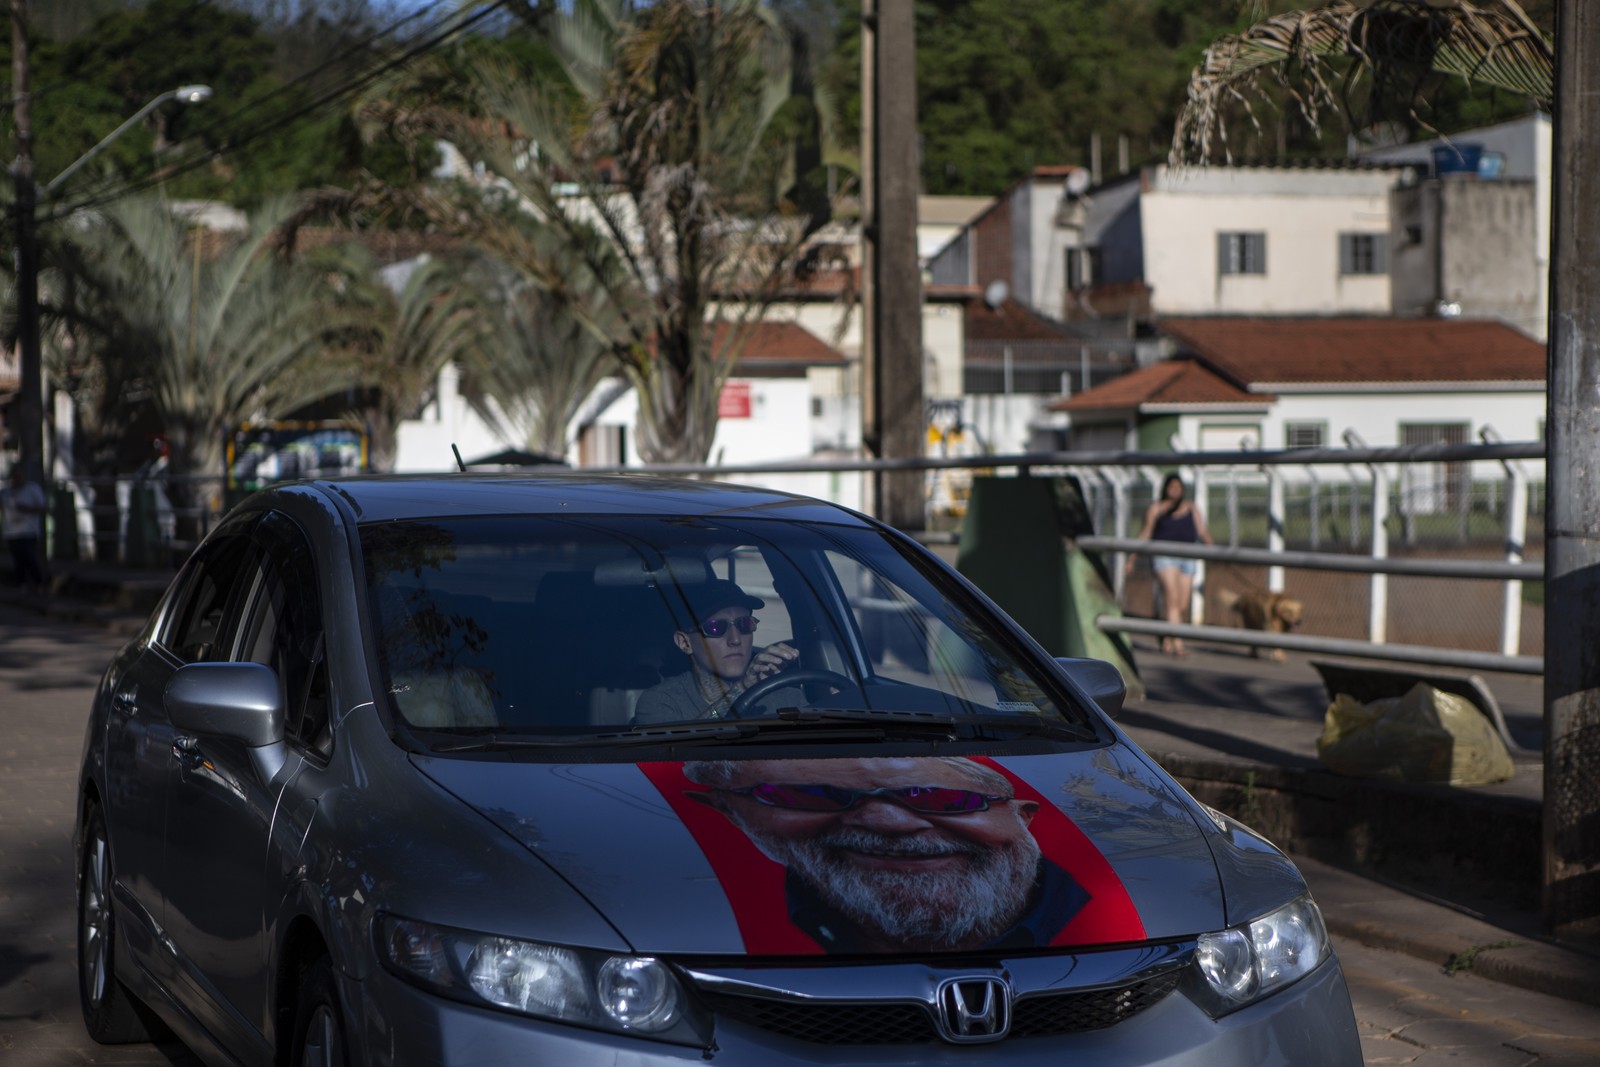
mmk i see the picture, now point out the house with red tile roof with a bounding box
[1049,316,1545,504]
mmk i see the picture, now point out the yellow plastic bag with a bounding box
[1316,682,1514,786]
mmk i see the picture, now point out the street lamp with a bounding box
[11,83,214,481]
[43,85,214,198]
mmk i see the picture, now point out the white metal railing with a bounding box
[45,438,1546,677]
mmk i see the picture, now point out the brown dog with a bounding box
[1228,590,1303,661]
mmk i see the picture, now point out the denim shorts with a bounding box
[1152,555,1197,576]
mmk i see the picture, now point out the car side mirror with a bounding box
[1055,657,1128,718]
[166,663,289,779]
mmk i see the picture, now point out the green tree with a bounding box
[308,240,496,471]
[455,241,619,461]
[381,0,834,464]
[56,196,349,536]
[820,0,1261,195]
[23,0,425,211]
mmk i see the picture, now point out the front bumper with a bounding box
[348,952,1360,1066]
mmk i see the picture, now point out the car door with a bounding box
[101,519,258,983]
[160,510,328,1056]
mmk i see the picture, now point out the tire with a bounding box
[77,804,158,1043]
[290,956,350,1067]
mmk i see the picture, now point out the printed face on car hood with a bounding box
[413,749,1231,957]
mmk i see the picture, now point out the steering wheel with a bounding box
[730,668,862,717]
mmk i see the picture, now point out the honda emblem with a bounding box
[935,976,1012,1043]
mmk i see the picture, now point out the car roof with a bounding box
[293,473,877,527]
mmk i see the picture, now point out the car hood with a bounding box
[412,746,1247,957]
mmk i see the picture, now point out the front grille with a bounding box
[700,993,935,1045]
[1012,970,1182,1037]
[699,970,1181,1045]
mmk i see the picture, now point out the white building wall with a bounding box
[1027,180,1069,319]
[1138,168,1398,315]
[1168,389,1546,486]
[1360,115,1553,340]
[924,303,964,399]
[394,363,523,472]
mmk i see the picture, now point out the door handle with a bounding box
[112,686,139,716]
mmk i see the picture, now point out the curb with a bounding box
[1146,751,1600,1009]
[1294,856,1600,1009]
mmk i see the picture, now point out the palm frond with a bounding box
[1171,0,1553,166]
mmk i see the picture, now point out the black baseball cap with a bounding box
[676,579,764,625]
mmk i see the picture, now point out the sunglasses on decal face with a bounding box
[725,782,1009,814]
[696,616,758,638]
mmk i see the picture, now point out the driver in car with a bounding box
[633,579,802,722]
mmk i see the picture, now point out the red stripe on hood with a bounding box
[969,757,1146,946]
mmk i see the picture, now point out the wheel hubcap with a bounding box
[302,1004,339,1067]
[81,833,110,1007]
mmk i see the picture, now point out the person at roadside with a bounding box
[633,579,803,722]
[1126,473,1212,656]
[1,465,48,600]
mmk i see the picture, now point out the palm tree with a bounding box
[58,195,348,540]
[375,0,834,464]
[1170,1,1552,166]
[308,240,495,471]
[455,243,618,461]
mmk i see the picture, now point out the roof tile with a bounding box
[1050,359,1262,411]
[1159,316,1544,385]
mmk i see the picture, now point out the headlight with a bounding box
[375,915,708,1046]
[1187,894,1330,1017]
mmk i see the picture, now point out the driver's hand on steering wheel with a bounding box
[742,642,799,689]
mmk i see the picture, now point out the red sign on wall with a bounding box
[719,381,753,418]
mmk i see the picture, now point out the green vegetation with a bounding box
[1445,938,1523,976]
[3,0,1560,491]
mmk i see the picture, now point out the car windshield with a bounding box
[360,514,1093,744]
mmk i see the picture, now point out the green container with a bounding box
[126,485,163,568]
[955,476,1142,700]
[49,486,78,562]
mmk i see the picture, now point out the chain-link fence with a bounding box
[1095,466,1544,658]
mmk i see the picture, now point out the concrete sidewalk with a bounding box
[8,561,1600,1015]
[1120,636,1600,1009]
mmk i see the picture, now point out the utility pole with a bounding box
[859,0,924,531]
[10,0,43,481]
[1545,0,1600,940]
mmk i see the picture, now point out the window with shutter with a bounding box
[1217,232,1266,275]
[1339,233,1388,275]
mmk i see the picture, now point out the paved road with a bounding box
[2,597,1596,1065]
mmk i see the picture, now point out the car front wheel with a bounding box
[78,804,158,1043]
[291,955,350,1067]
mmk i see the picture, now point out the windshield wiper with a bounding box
[953,713,1098,743]
[427,721,761,751]
[423,708,1089,753]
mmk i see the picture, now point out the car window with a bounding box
[360,515,1091,740]
[238,512,332,757]
[823,549,1008,708]
[160,529,257,664]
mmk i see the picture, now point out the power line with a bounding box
[49,0,507,217]
[45,0,456,212]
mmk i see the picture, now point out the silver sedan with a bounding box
[75,475,1361,1065]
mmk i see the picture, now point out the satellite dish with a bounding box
[1066,169,1091,196]
[984,279,1010,309]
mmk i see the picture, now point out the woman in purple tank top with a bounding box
[1126,473,1213,655]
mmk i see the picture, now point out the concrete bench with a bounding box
[1309,659,1528,754]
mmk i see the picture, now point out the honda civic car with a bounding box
[75,475,1361,1065]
